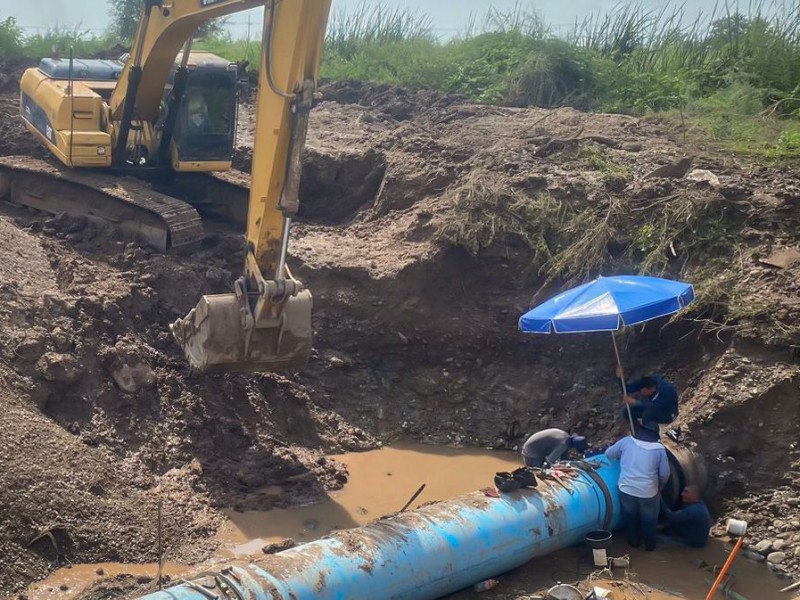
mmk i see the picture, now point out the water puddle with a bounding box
[217,441,522,556]
[20,442,794,600]
[22,562,188,600]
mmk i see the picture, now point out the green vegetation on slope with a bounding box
[2,2,800,156]
[215,0,800,157]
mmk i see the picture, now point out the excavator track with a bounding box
[166,170,250,227]
[0,155,204,252]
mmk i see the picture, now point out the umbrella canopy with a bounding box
[519,275,694,334]
[518,275,694,435]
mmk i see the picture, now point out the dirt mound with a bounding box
[0,210,376,593]
[318,80,466,121]
[0,71,799,595]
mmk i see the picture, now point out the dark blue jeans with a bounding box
[619,490,660,550]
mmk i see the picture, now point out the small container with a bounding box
[585,529,613,567]
[473,578,499,592]
[609,556,630,569]
[592,586,618,599]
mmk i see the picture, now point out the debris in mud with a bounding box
[263,538,296,554]
[759,246,800,269]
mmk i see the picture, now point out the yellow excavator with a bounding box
[10,0,333,374]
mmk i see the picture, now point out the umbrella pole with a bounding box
[612,332,636,435]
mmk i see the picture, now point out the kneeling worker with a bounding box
[521,428,588,468]
[659,485,712,548]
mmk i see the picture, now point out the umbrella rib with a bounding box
[617,297,687,326]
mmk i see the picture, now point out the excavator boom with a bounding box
[170,0,332,373]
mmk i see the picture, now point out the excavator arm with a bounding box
[169,0,332,373]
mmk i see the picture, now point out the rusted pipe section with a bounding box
[139,449,705,600]
[663,443,708,509]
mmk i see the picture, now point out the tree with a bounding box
[108,0,140,41]
[0,17,24,56]
[107,0,228,43]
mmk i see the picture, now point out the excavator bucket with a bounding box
[170,290,312,374]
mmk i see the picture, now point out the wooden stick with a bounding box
[780,580,800,593]
[157,499,164,590]
[400,484,426,512]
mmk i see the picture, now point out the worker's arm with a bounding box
[604,438,625,461]
[616,367,645,406]
[544,441,570,466]
[659,498,692,524]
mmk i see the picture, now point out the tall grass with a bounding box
[3,0,800,155]
[326,2,434,59]
[0,17,24,57]
[0,19,112,60]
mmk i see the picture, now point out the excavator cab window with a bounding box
[173,68,236,162]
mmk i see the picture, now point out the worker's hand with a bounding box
[623,395,637,406]
[615,366,624,378]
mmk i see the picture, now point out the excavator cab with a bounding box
[168,52,238,169]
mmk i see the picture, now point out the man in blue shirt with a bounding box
[605,425,670,551]
[659,485,712,548]
[616,367,679,432]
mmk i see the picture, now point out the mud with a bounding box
[0,67,798,599]
[447,538,790,599]
[24,563,189,600]
[217,441,522,554]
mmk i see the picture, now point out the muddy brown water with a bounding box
[23,442,793,600]
[23,563,189,600]
[218,441,523,554]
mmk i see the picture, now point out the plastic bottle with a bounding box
[473,578,499,592]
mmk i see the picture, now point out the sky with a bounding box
[0,0,739,39]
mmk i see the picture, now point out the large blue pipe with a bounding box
[140,456,625,600]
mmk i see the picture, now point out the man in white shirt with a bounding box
[605,425,670,551]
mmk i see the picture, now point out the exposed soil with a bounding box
[0,70,798,599]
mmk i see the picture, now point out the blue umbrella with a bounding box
[519,275,694,432]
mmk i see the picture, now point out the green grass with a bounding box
[0,18,113,59]
[198,1,800,152]
[576,144,632,184]
[3,2,800,158]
